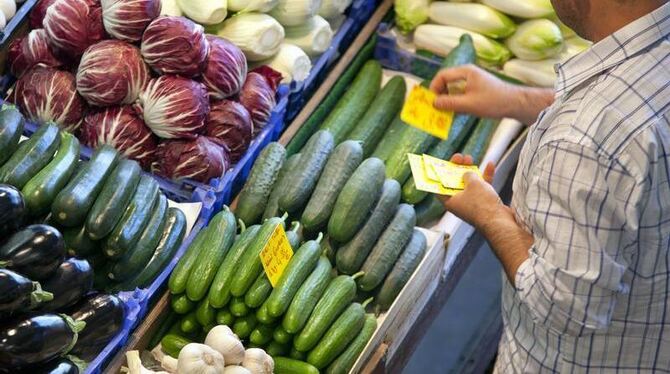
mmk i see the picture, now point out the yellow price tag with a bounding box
[422,154,482,190]
[400,85,454,140]
[259,224,294,287]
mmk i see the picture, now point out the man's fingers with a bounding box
[463,155,474,166]
[462,171,480,187]
[484,162,496,184]
[430,67,470,93]
[433,94,471,113]
[451,153,464,164]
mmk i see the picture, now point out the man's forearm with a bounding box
[507,86,555,125]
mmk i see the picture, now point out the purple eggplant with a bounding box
[0,185,26,240]
[37,258,93,312]
[0,224,65,280]
[68,294,125,360]
[0,269,53,319]
[17,356,85,374]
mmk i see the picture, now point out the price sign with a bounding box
[259,224,294,287]
[400,85,454,140]
[408,153,482,196]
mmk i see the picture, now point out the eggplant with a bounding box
[0,184,26,239]
[68,294,125,360]
[0,314,85,370]
[0,224,66,280]
[0,269,53,319]
[17,356,84,374]
[37,258,93,312]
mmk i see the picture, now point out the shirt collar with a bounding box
[555,1,670,95]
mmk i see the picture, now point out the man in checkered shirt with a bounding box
[432,0,670,372]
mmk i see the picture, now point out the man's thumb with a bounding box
[434,95,468,112]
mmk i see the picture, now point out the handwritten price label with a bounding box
[259,224,294,287]
[408,154,482,196]
[401,85,454,140]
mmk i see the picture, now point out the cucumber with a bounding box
[230,215,286,297]
[256,303,277,325]
[266,236,323,318]
[22,132,79,217]
[359,204,416,291]
[321,236,337,265]
[279,131,334,214]
[230,296,250,317]
[51,145,119,227]
[245,272,273,308]
[282,256,332,334]
[263,153,301,221]
[266,341,290,357]
[306,301,369,369]
[236,143,286,226]
[180,311,200,334]
[328,158,386,243]
[336,179,401,275]
[195,298,216,327]
[108,194,168,281]
[415,195,446,227]
[275,357,319,374]
[289,347,306,361]
[293,272,363,352]
[273,326,292,345]
[249,324,275,346]
[62,224,99,258]
[461,118,498,165]
[0,107,25,165]
[233,314,257,339]
[319,60,383,144]
[161,334,192,358]
[347,76,407,156]
[425,34,478,83]
[384,122,439,185]
[172,293,196,314]
[301,140,363,233]
[377,230,427,311]
[86,159,142,240]
[216,309,235,326]
[0,123,60,189]
[285,221,302,250]
[208,223,262,308]
[326,314,377,374]
[170,225,209,294]
[371,116,408,162]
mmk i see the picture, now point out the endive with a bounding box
[260,43,312,83]
[506,19,564,60]
[414,24,512,66]
[481,0,555,19]
[177,0,227,25]
[318,0,352,19]
[503,59,557,88]
[209,13,285,61]
[429,2,516,39]
[269,0,322,26]
[228,0,279,13]
[284,15,333,55]
[395,0,430,34]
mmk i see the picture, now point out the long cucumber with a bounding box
[325,314,377,374]
[282,256,332,334]
[461,118,498,165]
[263,153,301,221]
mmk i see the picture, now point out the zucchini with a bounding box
[376,229,427,311]
[180,311,200,334]
[233,313,257,339]
[0,107,25,165]
[51,145,119,227]
[22,132,79,217]
[263,153,301,221]
[256,303,277,325]
[208,223,262,308]
[63,224,99,258]
[371,116,408,162]
[169,225,209,294]
[85,159,142,240]
[266,236,323,318]
[326,314,377,374]
[289,347,307,361]
[275,357,319,374]
[301,140,363,233]
[0,123,60,189]
[161,334,192,358]
[172,293,195,314]
[273,326,292,345]
[279,130,334,214]
[195,298,216,327]
[249,324,275,346]
[266,341,290,357]
[359,204,416,291]
[328,158,385,243]
[236,143,286,226]
[336,179,401,275]
[245,272,273,308]
[293,272,363,352]
[319,60,383,144]
[230,296,250,317]
[347,76,407,156]
[282,256,332,334]
[216,309,235,326]
[285,221,302,250]
[461,118,498,165]
[415,195,446,227]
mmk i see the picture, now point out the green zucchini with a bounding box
[236,142,286,226]
[22,131,79,217]
[170,225,209,294]
[336,179,401,275]
[282,256,332,334]
[180,311,200,334]
[415,195,447,227]
[0,107,25,165]
[230,296,250,317]
[233,313,257,339]
[273,326,292,345]
[263,153,301,221]
[249,324,275,346]
[371,116,408,162]
[359,204,416,291]
[275,357,319,374]
[245,272,273,308]
[328,158,386,243]
[266,341,289,357]
[0,123,60,189]
[62,224,99,258]
[256,303,277,325]
[461,118,498,165]
[326,314,377,374]
[289,347,307,361]
[301,140,363,233]
[195,298,216,326]
[216,309,235,326]
[285,221,302,250]
[161,334,192,358]
[172,293,195,314]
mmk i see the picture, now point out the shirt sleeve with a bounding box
[515,140,641,337]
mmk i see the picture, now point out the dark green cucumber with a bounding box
[371,116,408,162]
[233,314,257,339]
[208,223,262,308]
[180,311,200,334]
[424,34,478,84]
[359,204,416,291]
[186,207,237,301]
[85,159,142,240]
[22,131,79,217]
[273,326,292,345]
[275,357,319,374]
[279,131,334,214]
[301,140,363,233]
[336,179,401,275]
[249,324,275,346]
[321,236,337,265]
[0,107,25,165]
[461,118,498,165]
[216,309,235,326]
[319,60,383,144]
[245,272,273,308]
[170,225,210,294]
[282,256,332,334]
[0,123,60,189]
[62,224,99,258]
[161,334,192,358]
[384,123,439,185]
[326,314,377,374]
[266,341,290,357]
[172,293,195,314]
[51,145,119,227]
[266,236,323,318]
[347,76,407,156]
[230,296,250,317]
[236,142,286,226]
[376,229,427,311]
[285,221,302,250]
[328,158,386,243]
[415,195,446,227]
[195,298,216,326]
[289,347,307,361]
[263,153,301,220]
[293,272,363,352]
[256,303,278,325]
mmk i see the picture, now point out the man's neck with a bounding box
[589,1,667,42]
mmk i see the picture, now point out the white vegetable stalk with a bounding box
[284,15,333,55]
[212,13,285,61]
[228,0,279,13]
[160,0,183,16]
[505,19,564,61]
[428,2,516,39]
[414,24,512,66]
[261,43,312,83]
[318,0,351,19]
[0,0,16,21]
[126,350,170,374]
[561,36,591,60]
[481,0,555,19]
[269,0,322,27]
[177,0,227,25]
[503,59,557,88]
[177,343,226,374]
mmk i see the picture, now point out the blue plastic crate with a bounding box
[374,22,442,81]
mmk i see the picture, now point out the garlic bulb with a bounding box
[178,343,226,374]
[241,348,273,374]
[205,326,246,365]
[223,366,252,374]
[161,355,179,373]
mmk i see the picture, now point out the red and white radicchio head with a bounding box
[138,75,209,139]
[30,0,58,29]
[8,29,62,78]
[101,0,161,42]
[153,136,230,182]
[43,0,106,60]
[239,71,277,134]
[206,99,253,162]
[141,16,209,78]
[77,40,150,107]
[202,35,247,99]
[12,66,85,132]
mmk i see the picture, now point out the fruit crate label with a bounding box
[401,85,454,139]
[260,223,294,287]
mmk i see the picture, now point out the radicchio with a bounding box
[8,29,62,78]
[101,0,161,42]
[141,16,209,78]
[153,136,230,182]
[30,0,58,29]
[239,71,277,134]
[77,40,150,107]
[202,35,247,99]
[206,100,253,162]
[138,75,209,139]
[43,0,106,60]
[11,66,85,132]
